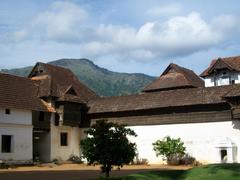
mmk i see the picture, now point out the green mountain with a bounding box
[1,59,155,96]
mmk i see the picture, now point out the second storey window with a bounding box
[2,135,12,153]
[60,133,68,146]
[39,112,44,122]
[5,109,10,115]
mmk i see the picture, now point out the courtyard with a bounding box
[0,164,190,180]
[1,163,239,180]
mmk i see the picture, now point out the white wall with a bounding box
[204,76,215,87]
[0,108,32,125]
[0,108,33,162]
[50,124,81,161]
[204,72,240,87]
[128,120,240,164]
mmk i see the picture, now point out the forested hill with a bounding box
[1,58,155,96]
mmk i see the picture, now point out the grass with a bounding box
[97,164,240,180]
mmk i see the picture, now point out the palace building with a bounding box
[1,56,240,164]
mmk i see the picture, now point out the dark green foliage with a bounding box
[152,136,186,164]
[1,59,155,96]
[80,120,137,177]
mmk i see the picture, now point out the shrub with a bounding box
[52,158,62,165]
[153,136,186,165]
[0,160,8,169]
[133,158,149,165]
[68,155,83,164]
[180,154,196,165]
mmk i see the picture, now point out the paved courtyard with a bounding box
[0,164,191,180]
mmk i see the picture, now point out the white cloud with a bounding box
[80,12,223,59]
[12,1,240,62]
[146,3,182,17]
[14,1,88,42]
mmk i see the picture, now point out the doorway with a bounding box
[220,149,227,163]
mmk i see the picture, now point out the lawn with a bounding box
[98,164,240,180]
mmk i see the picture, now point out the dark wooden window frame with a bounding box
[60,132,68,146]
[5,109,10,115]
[1,135,12,153]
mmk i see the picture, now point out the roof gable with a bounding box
[143,63,204,92]
[65,86,78,96]
[200,56,240,77]
[29,62,98,102]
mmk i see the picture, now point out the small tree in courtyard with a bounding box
[153,136,186,165]
[80,119,137,178]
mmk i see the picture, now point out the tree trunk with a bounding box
[105,164,111,178]
[106,171,109,178]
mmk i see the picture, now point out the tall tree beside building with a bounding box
[80,119,137,177]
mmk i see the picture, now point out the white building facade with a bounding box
[201,57,240,87]
[88,60,240,165]
[0,108,33,164]
[2,56,240,165]
[129,120,240,164]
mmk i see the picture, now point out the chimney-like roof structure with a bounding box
[200,56,240,77]
[143,63,204,92]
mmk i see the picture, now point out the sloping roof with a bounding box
[223,85,240,98]
[0,73,52,112]
[200,56,240,77]
[143,63,204,92]
[88,84,239,114]
[57,94,85,104]
[29,62,98,102]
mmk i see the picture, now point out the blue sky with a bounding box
[0,0,240,76]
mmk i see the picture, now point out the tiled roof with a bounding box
[29,62,98,102]
[0,72,52,112]
[57,94,85,104]
[88,84,239,114]
[200,56,240,77]
[143,63,204,92]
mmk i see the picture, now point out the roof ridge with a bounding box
[38,62,73,73]
[200,56,240,77]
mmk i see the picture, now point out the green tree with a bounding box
[80,119,137,178]
[152,136,186,164]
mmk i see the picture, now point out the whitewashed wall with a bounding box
[0,108,32,125]
[50,123,81,161]
[0,108,33,162]
[204,72,240,87]
[128,120,240,164]
[204,77,215,87]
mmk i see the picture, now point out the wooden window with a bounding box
[5,109,10,115]
[39,112,44,122]
[60,133,68,146]
[2,135,12,153]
